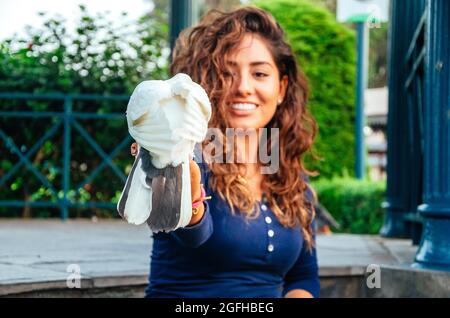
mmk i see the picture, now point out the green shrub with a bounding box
[254,0,356,179]
[312,177,386,234]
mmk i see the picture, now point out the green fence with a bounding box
[0,93,132,220]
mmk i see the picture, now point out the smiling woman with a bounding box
[225,34,288,130]
[142,6,320,299]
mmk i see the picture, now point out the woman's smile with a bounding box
[230,102,259,116]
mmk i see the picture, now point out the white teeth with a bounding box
[231,103,257,110]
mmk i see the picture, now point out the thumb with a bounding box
[189,159,202,201]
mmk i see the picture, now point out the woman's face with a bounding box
[225,33,288,129]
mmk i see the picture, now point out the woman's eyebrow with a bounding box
[226,61,273,68]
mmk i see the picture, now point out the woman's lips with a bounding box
[229,103,258,116]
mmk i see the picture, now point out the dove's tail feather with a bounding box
[146,165,183,232]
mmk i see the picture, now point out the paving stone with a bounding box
[365,265,450,297]
[0,220,420,297]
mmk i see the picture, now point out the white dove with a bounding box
[117,73,211,232]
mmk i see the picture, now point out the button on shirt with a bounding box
[145,150,320,298]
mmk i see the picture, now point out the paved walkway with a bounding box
[0,219,418,297]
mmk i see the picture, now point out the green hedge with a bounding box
[312,178,386,234]
[254,0,356,179]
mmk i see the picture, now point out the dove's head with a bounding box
[126,73,211,168]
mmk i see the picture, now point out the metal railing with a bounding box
[0,92,132,219]
[403,8,427,245]
[381,0,427,240]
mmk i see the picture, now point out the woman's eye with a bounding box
[255,72,268,78]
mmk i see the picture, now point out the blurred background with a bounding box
[2,0,449,298]
[0,0,388,235]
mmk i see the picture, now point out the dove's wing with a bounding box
[146,164,183,232]
[117,147,153,225]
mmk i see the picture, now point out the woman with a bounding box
[134,6,319,298]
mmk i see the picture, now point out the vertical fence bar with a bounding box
[62,96,72,220]
[381,0,410,237]
[381,0,426,238]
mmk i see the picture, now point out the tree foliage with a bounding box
[0,5,170,218]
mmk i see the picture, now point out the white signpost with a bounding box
[336,0,389,179]
[337,0,389,24]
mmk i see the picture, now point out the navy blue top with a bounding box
[144,151,320,298]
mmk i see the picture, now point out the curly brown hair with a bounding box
[170,6,318,249]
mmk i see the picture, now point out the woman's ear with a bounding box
[278,75,288,104]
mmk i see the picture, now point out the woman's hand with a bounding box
[130,142,204,226]
[131,142,138,157]
[188,159,204,226]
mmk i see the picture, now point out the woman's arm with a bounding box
[282,238,320,298]
[282,176,320,298]
[169,149,214,248]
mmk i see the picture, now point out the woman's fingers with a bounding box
[131,142,138,156]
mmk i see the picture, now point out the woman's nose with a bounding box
[235,74,253,96]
